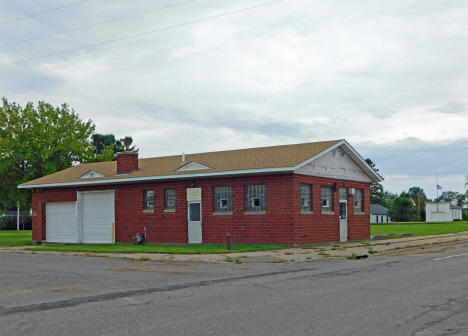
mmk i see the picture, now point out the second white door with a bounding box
[188,202,202,244]
[339,201,348,242]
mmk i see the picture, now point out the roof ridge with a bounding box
[140,139,343,161]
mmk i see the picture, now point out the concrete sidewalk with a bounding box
[2,231,468,263]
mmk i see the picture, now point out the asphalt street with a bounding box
[1,243,468,336]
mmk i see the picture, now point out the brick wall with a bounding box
[32,173,371,245]
[292,174,371,244]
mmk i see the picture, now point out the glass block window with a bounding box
[144,190,154,210]
[245,185,266,212]
[321,186,333,211]
[300,184,312,211]
[213,186,233,212]
[165,189,176,209]
[339,188,347,201]
[354,189,363,212]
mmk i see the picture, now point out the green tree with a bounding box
[382,191,398,209]
[387,196,419,222]
[0,98,95,210]
[91,133,116,155]
[122,136,133,151]
[91,133,137,159]
[435,191,466,207]
[406,187,429,221]
[408,187,427,200]
[87,144,115,163]
[365,158,385,206]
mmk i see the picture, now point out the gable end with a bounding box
[176,162,212,172]
[79,170,106,179]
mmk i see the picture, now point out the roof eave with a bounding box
[18,167,295,189]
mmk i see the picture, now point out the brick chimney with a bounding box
[117,152,139,174]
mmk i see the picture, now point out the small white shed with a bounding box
[425,202,462,222]
[370,204,391,223]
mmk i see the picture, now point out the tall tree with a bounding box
[382,191,398,209]
[87,144,115,163]
[0,98,95,210]
[435,191,466,207]
[91,134,116,155]
[122,136,133,151]
[91,133,137,159]
[365,158,385,206]
[408,187,427,200]
[407,187,429,221]
[387,196,419,222]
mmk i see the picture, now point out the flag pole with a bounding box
[436,173,439,212]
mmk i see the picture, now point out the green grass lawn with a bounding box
[0,230,33,247]
[371,222,468,237]
[0,230,288,254]
[27,243,289,254]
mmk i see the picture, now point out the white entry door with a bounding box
[46,202,77,243]
[82,191,115,244]
[188,202,202,244]
[339,201,348,242]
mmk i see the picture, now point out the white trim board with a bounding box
[19,167,292,189]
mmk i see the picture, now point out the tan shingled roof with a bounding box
[20,140,342,187]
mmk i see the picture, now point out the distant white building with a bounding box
[425,202,463,222]
[370,204,391,223]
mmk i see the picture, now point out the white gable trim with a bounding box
[176,162,212,172]
[292,140,383,182]
[79,170,105,179]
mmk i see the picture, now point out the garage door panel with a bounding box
[46,202,77,243]
[82,192,115,244]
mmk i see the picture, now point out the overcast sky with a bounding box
[1,0,467,199]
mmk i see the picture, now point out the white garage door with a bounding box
[46,202,77,243]
[82,192,115,244]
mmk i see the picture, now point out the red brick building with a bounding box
[19,140,382,246]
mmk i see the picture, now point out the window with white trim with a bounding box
[354,189,363,212]
[214,186,233,212]
[144,190,154,210]
[321,186,333,211]
[245,185,266,212]
[165,189,176,210]
[300,184,312,211]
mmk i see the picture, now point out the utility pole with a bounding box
[17,201,20,231]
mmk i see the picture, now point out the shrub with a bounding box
[0,215,32,230]
[387,196,418,222]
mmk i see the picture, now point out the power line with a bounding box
[0,0,284,68]
[0,1,197,48]
[377,140,468,160]
[0,0,89,26]
[374,146,467,164]
[370,141,468,164]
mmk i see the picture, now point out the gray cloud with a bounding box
[430,102,466,114]
[1,0,467,197]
